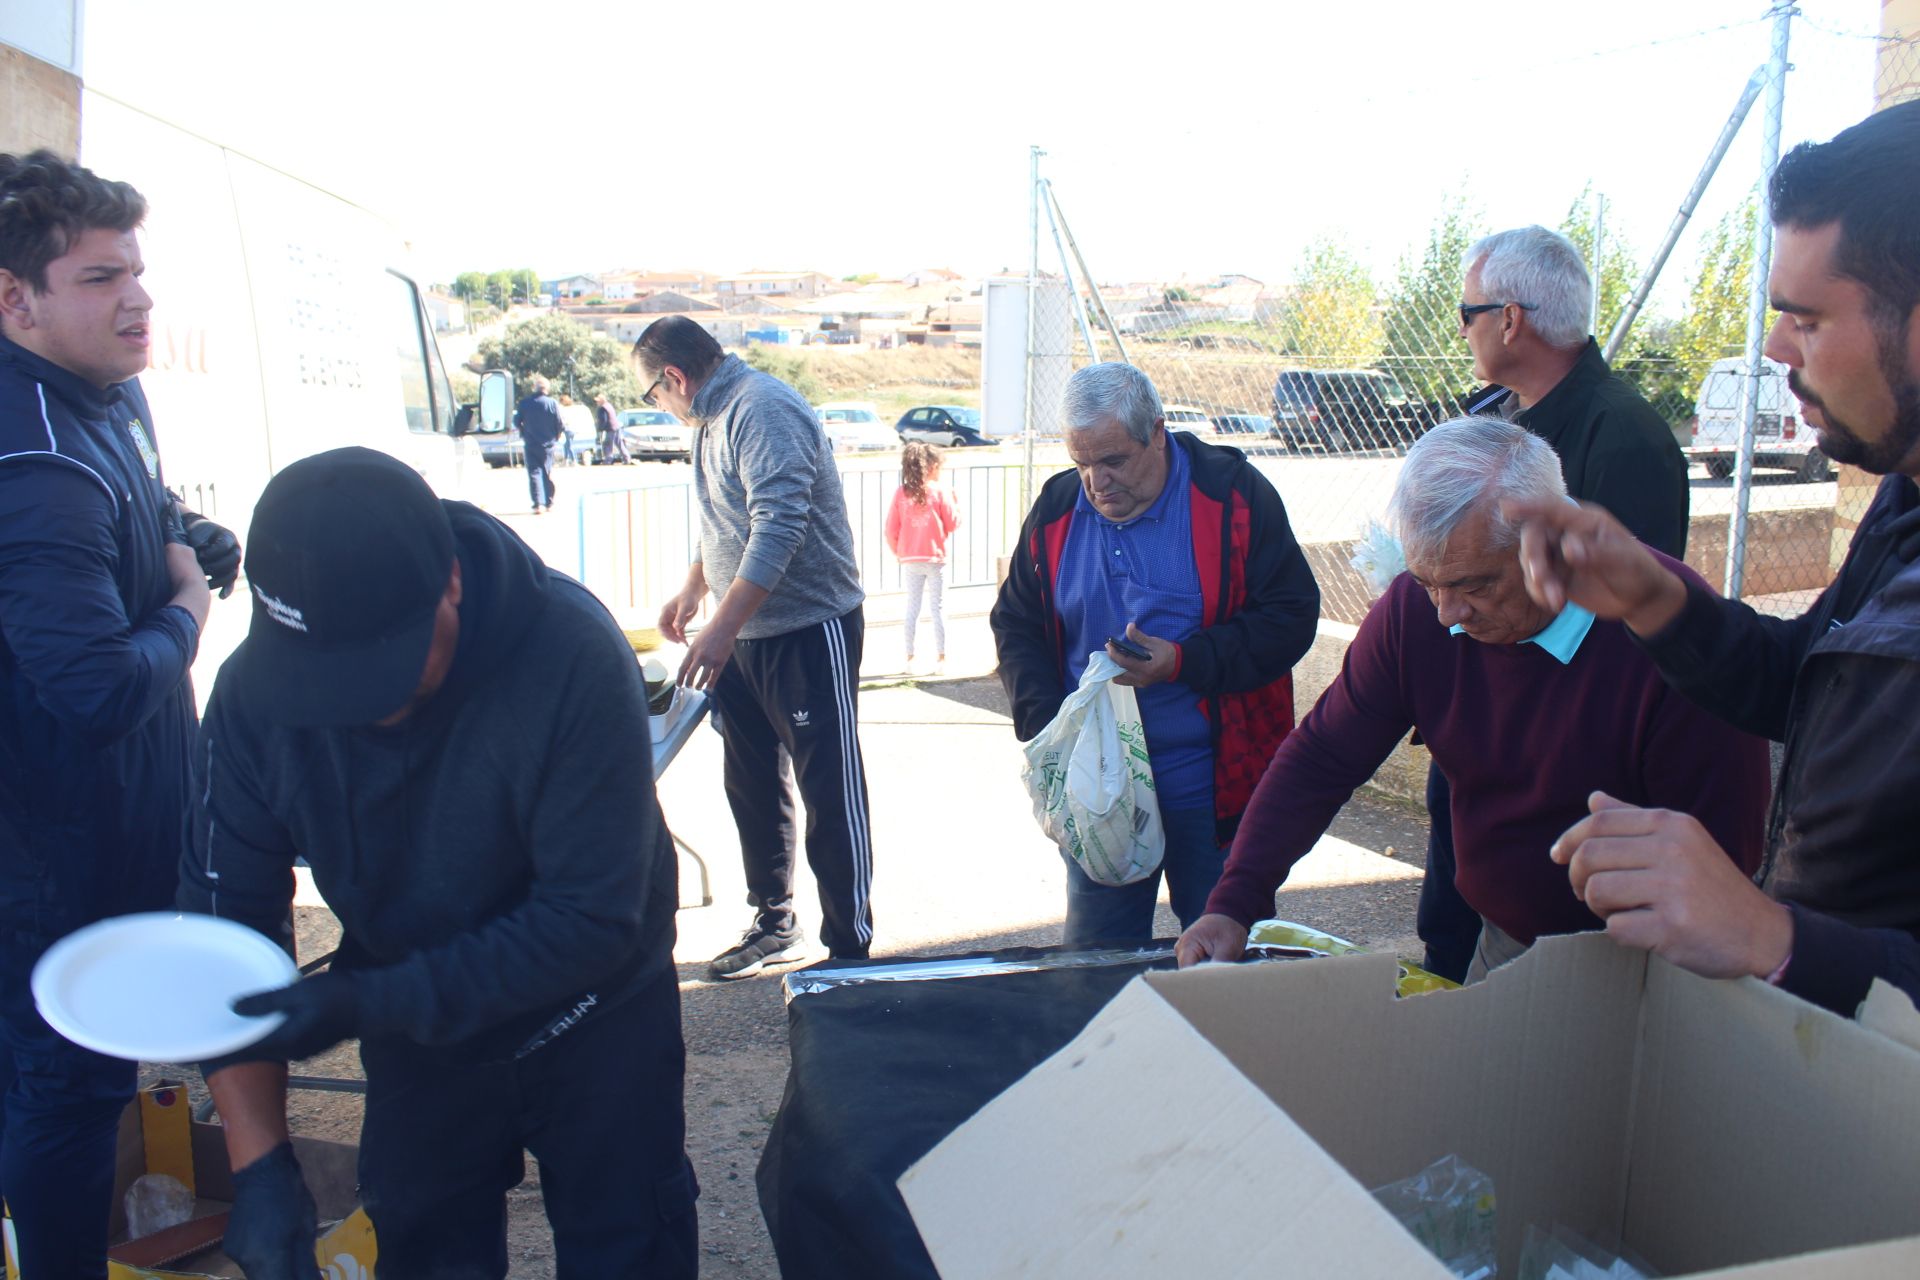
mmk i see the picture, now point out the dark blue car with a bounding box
[896,405,995,447]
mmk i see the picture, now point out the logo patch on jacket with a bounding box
[126,417,159,478]
[253,585,309,633]
[791,708,811,727]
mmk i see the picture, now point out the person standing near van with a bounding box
[885,442,959,673]
[642,316,875,980]
[515,374,563,511]
[1413,226,1693,982]
[0,150,236,1279]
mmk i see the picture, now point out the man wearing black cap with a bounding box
[0,150,239,1277]
[178,447,696,1277]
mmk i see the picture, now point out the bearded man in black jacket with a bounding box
[1516,101,1920,1019]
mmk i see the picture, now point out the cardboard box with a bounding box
[4,1083,374,1280]
[899,934,1920,1278]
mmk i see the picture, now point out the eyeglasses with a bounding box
[1459,301,1538,328]
[641,374,666,408]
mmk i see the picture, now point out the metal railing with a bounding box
[573,459,1031,617]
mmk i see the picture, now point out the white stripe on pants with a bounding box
[900,560,946,657]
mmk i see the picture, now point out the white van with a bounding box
[78,91,481,533]
[1687,356,1829,483]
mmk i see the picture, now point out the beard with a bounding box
[1791,317,1920,475]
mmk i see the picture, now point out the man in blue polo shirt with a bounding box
[992,362,1320,946]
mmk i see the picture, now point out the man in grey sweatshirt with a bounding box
[640,317,875,979]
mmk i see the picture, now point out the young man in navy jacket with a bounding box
[0,150,237,1277]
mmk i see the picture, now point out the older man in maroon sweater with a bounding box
[1177,417,1769,979]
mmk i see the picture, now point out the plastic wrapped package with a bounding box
[1369,1154,1498,1280]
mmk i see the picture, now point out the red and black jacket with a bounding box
[990,432,1320,842]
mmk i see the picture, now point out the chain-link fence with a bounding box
[567,14,1920,633]
[1009,11,1920,627]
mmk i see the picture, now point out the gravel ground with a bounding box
[142,672,1434,1278]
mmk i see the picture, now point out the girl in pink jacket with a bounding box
[884,442,960,674]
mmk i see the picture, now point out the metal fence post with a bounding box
[1022,145,1042,517]
[1726,1,1795,601]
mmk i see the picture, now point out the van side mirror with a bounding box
[477,370,513,434]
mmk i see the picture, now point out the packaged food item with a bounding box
[1369,1153,1497,1280]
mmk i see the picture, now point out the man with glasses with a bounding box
[640,316,873,980]
[1417,226,1691,982]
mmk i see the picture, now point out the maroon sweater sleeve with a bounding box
[1206,582,1418,927]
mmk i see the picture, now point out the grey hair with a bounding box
[531,374,550,393]
[1463,226,1592,349]
[1389,416,1567,568]
[1061,362,1163,445]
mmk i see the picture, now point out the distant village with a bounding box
[428,268,1284,351]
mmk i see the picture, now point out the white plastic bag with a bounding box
[1021,651,1165,886]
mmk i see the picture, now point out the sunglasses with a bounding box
[641,374,666,408]
[1459,301,1538,328]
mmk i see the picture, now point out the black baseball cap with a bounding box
[231,447,456,727]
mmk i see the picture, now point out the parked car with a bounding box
[1161,404,1214,433]
[478,432,526,469]
[816,401,900,453]
[1210,414,1275,438]
[897,405,995,447]
[1269,369,1428,453]
[1687,356,1828,482]
[619,409,693,462]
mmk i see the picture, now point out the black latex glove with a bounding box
[231,972,361,1061]
[181,509,242,598]
[224,1141,318,1280]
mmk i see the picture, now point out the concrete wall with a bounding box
[1,45,80,157]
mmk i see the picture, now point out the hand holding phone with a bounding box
[1107,634,1151,662]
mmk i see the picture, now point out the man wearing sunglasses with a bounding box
[1418,226,1691,983]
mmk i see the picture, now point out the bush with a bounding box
[740,345,824,403]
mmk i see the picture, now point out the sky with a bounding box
[79,0,1892,314]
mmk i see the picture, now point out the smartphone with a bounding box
[1107,634,1150,662]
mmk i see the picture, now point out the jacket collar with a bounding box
[1462,339,1608,424]
[0,333,132,415]
[689,354,748,426]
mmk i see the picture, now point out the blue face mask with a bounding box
[1449,601,1595,663]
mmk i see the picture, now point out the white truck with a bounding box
[77,90,491,532]
[1687,355,1829,483]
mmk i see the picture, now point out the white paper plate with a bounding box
[31,912,297,1062]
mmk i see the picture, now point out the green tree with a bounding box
[452,271,487,303]
[475,313,644,405]
[1278,238,1384,367]
[485,270,515,308]
[1672,195,1760,395]
[1164,286,1198,303]
[1382,194,1483,409]
[1560,185,1641,345]
[511,268,540,304]
[739,344,824,404]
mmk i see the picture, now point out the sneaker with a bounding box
[708,923,804,980]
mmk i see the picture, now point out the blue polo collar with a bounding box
[1450,602,1596,664]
